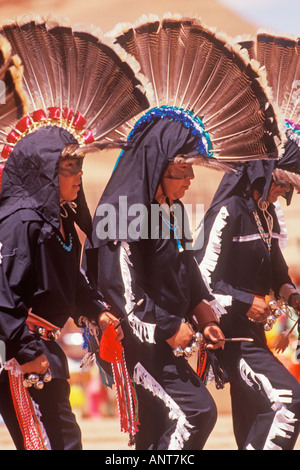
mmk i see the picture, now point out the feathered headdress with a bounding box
[237,30,300,192]
[106,13,284,170]
[0,14,152,164]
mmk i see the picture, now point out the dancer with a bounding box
[84,15,283,449]
[0,16,150,449]
[196,147,300,449]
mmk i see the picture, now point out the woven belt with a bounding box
[26,310,61,341]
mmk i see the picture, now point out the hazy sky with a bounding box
[218,0,299,35]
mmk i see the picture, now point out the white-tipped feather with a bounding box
[109,13,283,165]
[238,31,300,124]
[0,14,152,153]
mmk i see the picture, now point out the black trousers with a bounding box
[219,314,300,450]
[124,335,217,450]
[0,372,82,450]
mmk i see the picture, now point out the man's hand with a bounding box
[202,322,225,350]
[21,354,49,375]
[166,322,194,350]
[246,296,268,323]
[98,311,124,342]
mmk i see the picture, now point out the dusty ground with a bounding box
[0,410,238,450]
[0,379,299,450]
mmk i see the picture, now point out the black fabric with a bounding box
[96,207,213,343]
[206,137,300,212]
[0,125,109,449]
[0,126,92,237]
[216,328,300,450]
[133,347,217,450]
[88,118,203,248]
[0,126,106,376]
[207,160,276,212]
[279,138,300,175]
[84,116,219,449]
[196,150,300,449]
[196,195,291,313]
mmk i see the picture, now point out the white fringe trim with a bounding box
[119,242,156,343]
[199,205,232,309]
[133,362,193,449]
[208,299,227,320]
[239,358,296,450]
[274,201,288,250]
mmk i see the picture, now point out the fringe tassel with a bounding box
[99,324,139,446]
[6,360,50,450]
[111,351,139,446]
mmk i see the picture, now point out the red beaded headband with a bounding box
[2,106,94,160]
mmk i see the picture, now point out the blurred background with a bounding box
[0,0,299,450]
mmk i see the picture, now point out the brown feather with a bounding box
[111,14,283,164]
[0,14,151,152]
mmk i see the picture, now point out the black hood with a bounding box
[0,126,92,237]
[208,136,300,211]
[90,117,203,248]
[208,159,277,213]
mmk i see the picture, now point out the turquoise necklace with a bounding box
[56,233,73,252]
[160,211,184,253]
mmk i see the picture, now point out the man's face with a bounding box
[267,180,291,203]
[161,162,194,201]
[58,158,83,202]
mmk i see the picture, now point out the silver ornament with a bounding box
[173,347,184,357]
[43,369,52,383]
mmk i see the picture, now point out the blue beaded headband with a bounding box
[112,105,214,172]
[128,105,214,157]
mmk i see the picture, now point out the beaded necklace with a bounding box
[253,211,272,252]
[160,209,184,253]
[56,233,73,252]
[252,199,273,253]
